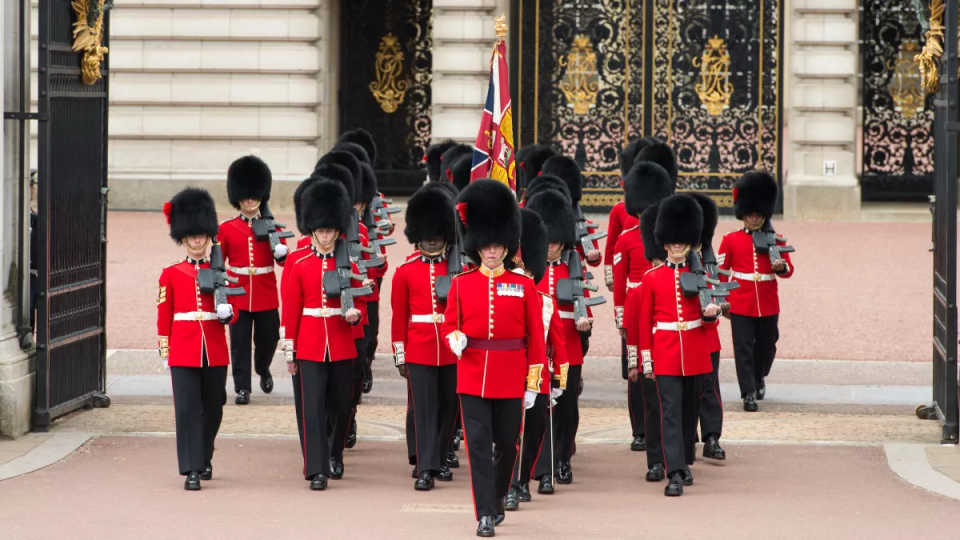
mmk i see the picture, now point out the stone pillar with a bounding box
[1,0,35,438]
[430,0,505,143]
[784,0,861,220]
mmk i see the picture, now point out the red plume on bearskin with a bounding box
[456,202,469,227]
[163,201,173,224]
[732,186,739,203]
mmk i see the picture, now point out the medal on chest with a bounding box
[496,283,523,297]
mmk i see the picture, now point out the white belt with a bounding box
[559,311,576,320]
[229,265,275,276]
[303,307,343,318]
[627,281,641,289]
[174,311,218,321]
[732,271,775,282]
[410,314,444,323]
[656,320,703,331]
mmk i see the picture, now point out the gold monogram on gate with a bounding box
[559,35,600,115]
[694,36,734,116]
[889,41,926,118]
[370,33,408,114]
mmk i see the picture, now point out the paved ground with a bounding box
[106,210,932,362]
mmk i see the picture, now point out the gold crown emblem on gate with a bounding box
[370,33,408,114]
[560,35,600,115]
[694,36,734,117]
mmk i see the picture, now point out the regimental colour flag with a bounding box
[470,38,516,191]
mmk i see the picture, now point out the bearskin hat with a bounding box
[301,179,352,233]
[405,184,457,245]
[654,194,703,248]
[317,150,362,190]
[619,136,659,176]
[440,144,472,180]
[448,154,473,192]
[518,208,548,284]
[517,145,558,185]
[334,141,372,166]
[164,187,219,244]
[313,162,355,203]
[636,141,678,186]
[687,192,719,250]
[733,170,778,220]
[358,162,378,206]
[523,174,571,204]
[226,155,272,210]
[428,178,460,198]
[640,204,667,262]
[339,128,377,164]
[526,187,577,247]
[624,161,673,217]
[293,175,321,235]
[425,140,459,183]
[541,156,582,204]
[455,179,521,263]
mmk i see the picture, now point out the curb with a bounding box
[884,443,960,501]
[0,432,98,482]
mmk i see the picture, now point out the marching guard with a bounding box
[718,171,795,411]
[441,180,546,538]
[157,188,236,490]
[281,179,365,490]
[391,184,459,490]
[219,156,289,405]
[603,139,652,292]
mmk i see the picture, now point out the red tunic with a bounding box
[538,260,586,367]
[717,228,795,317]
[612,226,652,327]
[391,252,457,367]
[539,292,568,393]
[441,265,546,399]
[156,258,234,368]
[604,201,638,284]
[218,216,286,313]
[281,246,365,363]
[280,245,313,351]
[636,262,717,377]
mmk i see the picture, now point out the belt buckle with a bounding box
[432,313,442,323]
[249,266,256,275]
[677,321,688,331]
[320,307,330,317]
[753,272,761,281]
[195,312,204,321]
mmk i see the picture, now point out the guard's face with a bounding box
[420,238,446,254]
[480,244,506,264]
[744,213,765,230]
[185,235,210,251]
[312,228,338,247]
[240,199,260,212]
[666,243,690,258]
[548,242,563,259]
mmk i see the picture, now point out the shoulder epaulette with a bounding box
[219,215,240,226]
[163,260,182,270]
[643,266,659,276]
[620,226,638,235]
[294,253,314,265]
[397,257,417,268]
[724,228,741,236]
[454,268,478,278]
[510,268,525,276]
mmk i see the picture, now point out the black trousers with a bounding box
[549,364,581,464]
[730,314,780,397]
[171,365,227,475]
[291,355,305,456]
[579,329,591,357]
[229,308,280,393]
[512,393,549,486]
[331,337,365,459]
[699,351,723,439]
[640,374,664,468]
[655,374,704,476]
[300,359,353,479]
[408,363,458,474]
[366,300,379,363]
[460,394,523,519]
[406,379,417,464]
[622,338,646,438]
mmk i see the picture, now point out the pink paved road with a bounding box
[108,211,930,362]
[0,438,954,539]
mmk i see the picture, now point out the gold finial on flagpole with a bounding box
[495,14,508,40]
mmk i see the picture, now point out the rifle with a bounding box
[362,205,396,256]
[345,211,385,274]
[679,249,737,313]
[753,221,795,266]
[556,249,606,323]
[251,202,295,255]
[573,205,607,257]
[322,240,373,313]
[434,242,467,303]
[198,238,245,310]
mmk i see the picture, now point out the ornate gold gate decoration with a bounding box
[370,33,409,113]
[559,34,600,115]
[889,41,925,119]
[693,36,733,116]
[70,0,110,85]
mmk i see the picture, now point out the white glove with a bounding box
[551,387,564,401]
[447,331,468,358]
[217,303,233,321]
[163,359,169,371]
[274,244,289,259]
[524,390,537,410]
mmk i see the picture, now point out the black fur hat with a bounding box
[655,194,703,247]
[226,155,272,210]
[455,179,521,262]
[687,192,719,250]
[293,175,321,235]
[733,170,778,220]
[339,128,377,163]
[165,187,219,244]
[619,137,659,176]
[518,208,548,284]
[517,145,558,184]
[441,144,472,180]
[541,156,582,204]
[317,150,362,191]
[301,179,352,233]
[636,141,678,186]
[624,161,673,217]
[405,185,457,245]
[526,188,577,247]
[448,154,473,192]
[313,162,355,203]
[358,162,378,206]
[426,140,458,183]
[428,179,459,198]
[523,174,571,203]
[640,204,667,262]
[334,141,372,166]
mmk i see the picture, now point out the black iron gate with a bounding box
[339,0,433,195]
[919,0,959,444]
[34,0,112,429]
[512,0,784,214]
[859,0,935,202]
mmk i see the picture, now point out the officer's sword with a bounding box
[516,413,525,483]
[549,391,555,484]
